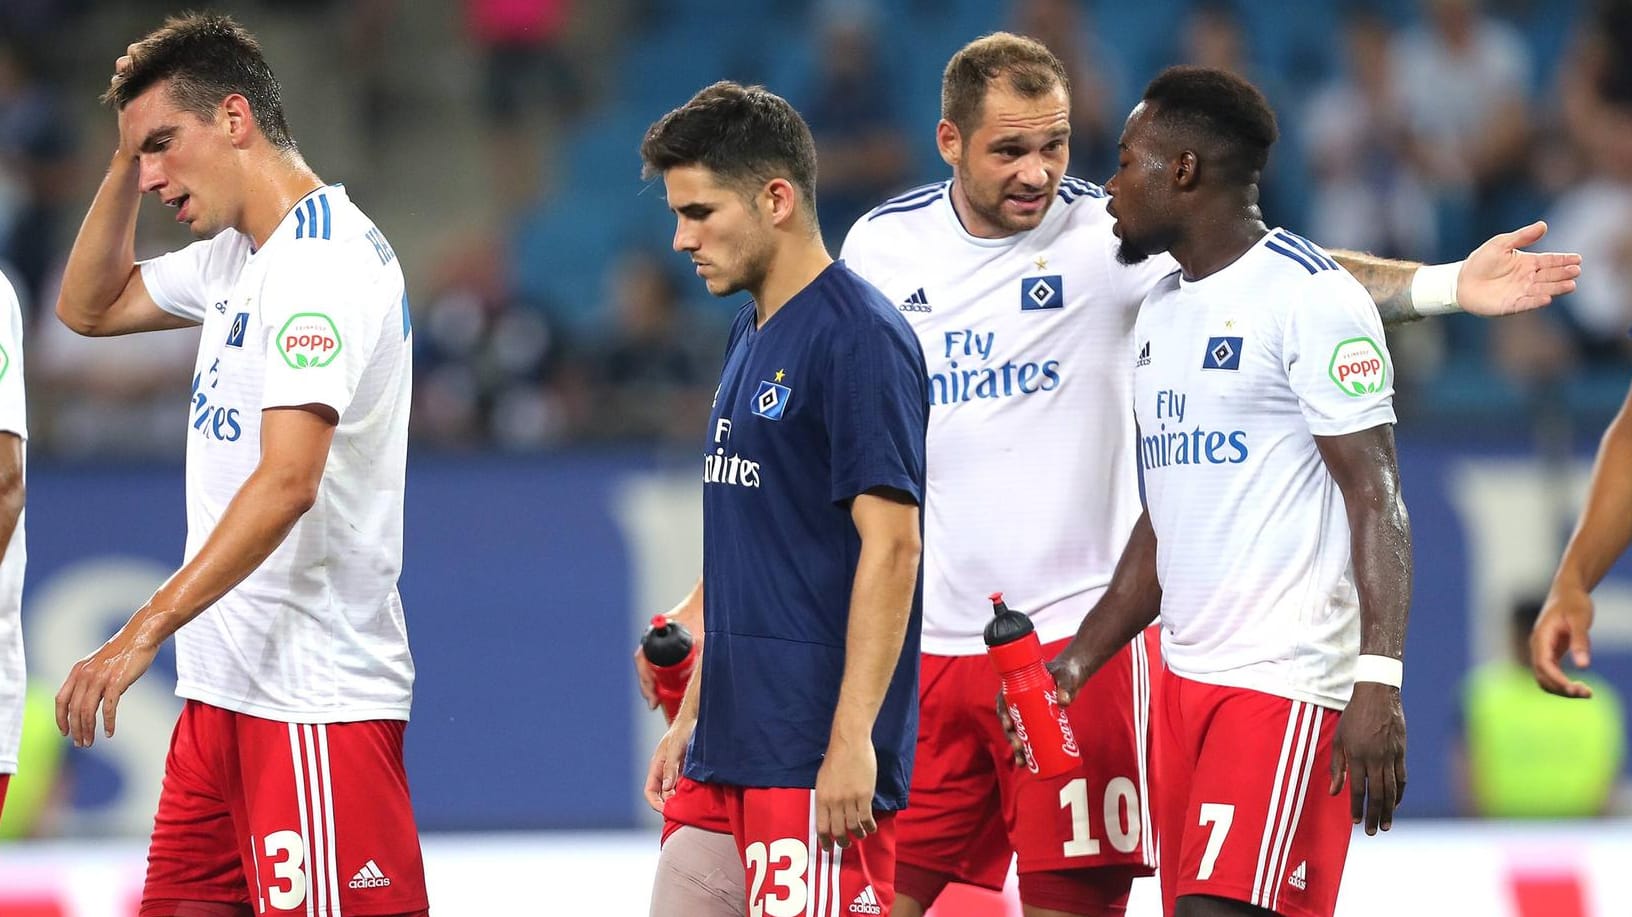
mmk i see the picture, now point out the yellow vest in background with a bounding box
[1465,662,1626,818]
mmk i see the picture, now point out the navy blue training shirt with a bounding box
[685,260,929,811]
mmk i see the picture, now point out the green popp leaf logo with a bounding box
[1328,337,1387,397]
[277,313,342,369]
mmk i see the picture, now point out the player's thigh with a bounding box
[896,653,1009,888]
[1000,635,1157,879]
[235,716,429,917]
[141,702,251,915]
[731,786,897,917]
[651,824,746,917]
[1170,685,1349,917]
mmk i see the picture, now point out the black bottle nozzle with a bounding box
[641,614,694,667]
[984,591,1035,647]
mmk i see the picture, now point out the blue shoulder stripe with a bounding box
[295,206,306,239]
[875,182,947,210]
[1276,230,1337,270]
[1265,238,1320,274]
[1061,177,1105,198]
[868,193,943,220]
[319,193,332,240]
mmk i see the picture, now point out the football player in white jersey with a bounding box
[649,32,1582,917]
[0,268,27,828]
[840,33,1578,917]
[51,15,427,916]
[1043,66,1413,917]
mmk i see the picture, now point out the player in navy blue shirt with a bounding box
[639,82,928,917]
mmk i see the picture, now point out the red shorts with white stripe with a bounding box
[140,700,428,917]
[0,773,8,824]
[679,780,897,917]
[1156,676,1351,917]
[896,630,1159,895]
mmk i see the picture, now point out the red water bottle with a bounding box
[985,592,1080,778]
[641,614,697,724]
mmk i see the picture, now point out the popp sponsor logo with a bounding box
[1328,337,1388,396]
[277,313,343,369]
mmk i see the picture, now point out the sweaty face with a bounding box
[122,81,239,238]
[663,165,776,299]
[946,83,1070,238]
[1105,102,1179,266]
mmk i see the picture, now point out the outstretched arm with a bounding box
[1332,221,1582,324]
[1533,380,1632,698]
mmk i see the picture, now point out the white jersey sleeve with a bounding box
[140,235,247,324]
[0,274,25,439]
[0,270,24,773]
[258,246,382,416]
[1282,270,1396,436]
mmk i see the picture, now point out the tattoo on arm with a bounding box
[1330,250,1423,325]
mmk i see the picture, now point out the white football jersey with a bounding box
[0,271,25,772]
[141,184,415,723]
[1132,229,1397,709]
[842,179,1175,655]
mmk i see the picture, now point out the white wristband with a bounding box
[1410,261,1463,316]
[1354,654,1404,688]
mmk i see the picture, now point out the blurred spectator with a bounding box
[1392,0,1533,257]
[0,38,77,306]
[1529,0,1632,362]
[802,6,911,241]
[466,0,580,211]
[413,230,578,450]
[1303,10,1436,258]
[1178,2,1298,222]
[1459,598,1627,817]
[581,250,722,445]
[1012,0,1126,183]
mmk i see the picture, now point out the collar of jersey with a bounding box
[252,182,348,257]
[1176,228,1274,290]
[939,183,1035,250]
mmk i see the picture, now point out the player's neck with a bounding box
[1170,206,1267,282]
[751,236,833,328]
[238,152,325,249]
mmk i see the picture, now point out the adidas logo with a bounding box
[898,288,932,313]
[349,859,393,890]
[1135,340,1151,368]
[1288,860,1307,891]
[849,884,882,915]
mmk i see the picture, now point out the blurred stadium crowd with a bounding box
[0,0,1628,458]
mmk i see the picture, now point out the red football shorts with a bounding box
[1156,675,1352,917]
[663,779,897,916]
[661,774,732,843]
[0,773,8,825]
[140,700,428,917]
[896,629,1160,899]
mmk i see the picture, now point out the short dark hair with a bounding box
[1141,65,1277,182]
[640,81,819,219]
[942,32,1070,135]
[103,13,295,152]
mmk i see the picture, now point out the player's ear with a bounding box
[763,177,800,228]
[936,119,962,169]
[1173,150,1199,190]
[221,93,255,147]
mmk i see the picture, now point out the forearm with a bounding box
[122,468,318,649]
[1553,402,1632,595]
[671,576,704,634]
[830,531,919,741]
[1330,250,1425,324]
[0,468,24,568]
[1347,484,1413,660]
[57,152,141,333]
[1058,512,1162,678]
